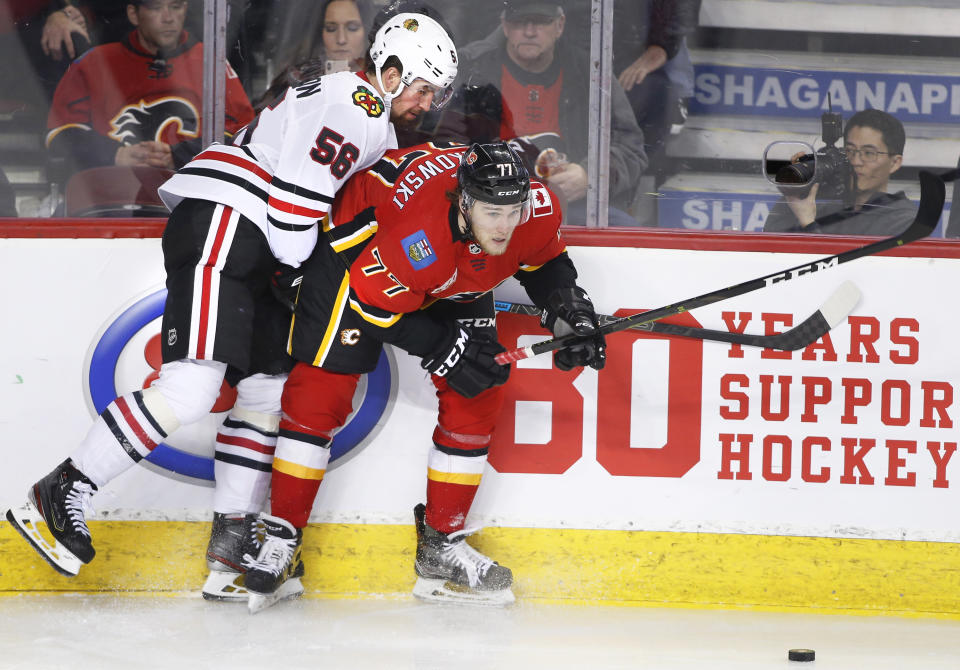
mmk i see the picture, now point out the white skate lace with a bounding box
[64,482,95,538]
[243,534,294,576]
[441,528,494,588]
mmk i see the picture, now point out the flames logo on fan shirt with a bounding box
[109,97,199,144]
[352,86,384,118]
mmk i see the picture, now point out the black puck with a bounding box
[788,648,815,662]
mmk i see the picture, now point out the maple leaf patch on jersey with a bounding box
[352,85,384,118]
[531,185,553,218]
[402,230,436,270]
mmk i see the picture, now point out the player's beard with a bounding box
[392,110,423,130]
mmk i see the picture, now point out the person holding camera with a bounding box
[764,109,917,236]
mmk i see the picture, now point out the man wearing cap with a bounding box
[424,0,647,226]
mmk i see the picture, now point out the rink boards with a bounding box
[1,225,960,617]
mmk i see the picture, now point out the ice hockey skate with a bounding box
[243,514,305,614]
[202,512,263,601]
[5,458,98,577]
[412,503,515,606]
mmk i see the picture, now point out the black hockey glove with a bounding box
[541,287,606,371]
[421,323,511,398]
[270,263,303,311]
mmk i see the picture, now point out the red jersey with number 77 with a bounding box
[324,142,566,324]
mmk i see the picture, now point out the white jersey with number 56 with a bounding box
[159,70,397,268]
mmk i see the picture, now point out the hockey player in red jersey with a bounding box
[46,0,254,173]
[242,141,606,611]
[5,13,459,606]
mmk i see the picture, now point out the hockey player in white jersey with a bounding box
[4,13,458,606]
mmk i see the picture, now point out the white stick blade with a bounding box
[818,280,862,328]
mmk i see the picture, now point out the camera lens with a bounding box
[775,155,815,185]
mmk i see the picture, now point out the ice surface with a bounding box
[0,594,958,669]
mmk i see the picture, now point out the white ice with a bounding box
[0,594,958,669]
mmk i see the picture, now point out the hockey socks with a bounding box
[213,407,278,515]
[269,364,357,527]
[424,444,487,534]
[269,424,332,528]
[70,388,179,487]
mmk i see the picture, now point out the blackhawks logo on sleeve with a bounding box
[352,85,384,118]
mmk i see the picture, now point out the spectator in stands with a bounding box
[614,1,700,171]
[429,0,647,226]
[30,0,265,95]
[27,2,140,96]
[763,109,916,236]
[319,0,373,73]
[46,0,254,176]
[253,0,374,112]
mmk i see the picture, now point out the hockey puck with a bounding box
[788,648,815,662]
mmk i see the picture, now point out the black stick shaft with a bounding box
[496,170,944,364]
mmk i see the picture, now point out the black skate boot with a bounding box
[5,458,98,577]
[412,503,514,606]
[201,512,263,601]
[244,514,305,614]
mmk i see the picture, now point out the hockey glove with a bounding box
[421,323,511,398]
[541,287,606,371]
[270,263,303,311]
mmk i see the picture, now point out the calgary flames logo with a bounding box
[352,86,384,118]
[403,18,419,31]
[109,97,199,144]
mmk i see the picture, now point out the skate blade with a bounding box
[247,577,305,614]
[202,570,250,602]
[412,577,515,607]
[5,504,83,577]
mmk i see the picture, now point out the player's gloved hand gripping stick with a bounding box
[496,170,946,365]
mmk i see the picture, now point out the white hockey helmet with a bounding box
[369,12,458,108]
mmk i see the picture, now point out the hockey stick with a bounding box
[495,169,944,364]
[494,280,861,351]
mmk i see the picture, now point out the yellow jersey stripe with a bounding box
[312,272,352,366]
[273,458,326,481]
[426,468,483,486]
[330,222,378,253]
[46,123,92,147]
[348,298,402,327]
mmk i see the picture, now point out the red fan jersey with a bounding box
[327,142,566,323]
[46,31,253,162]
